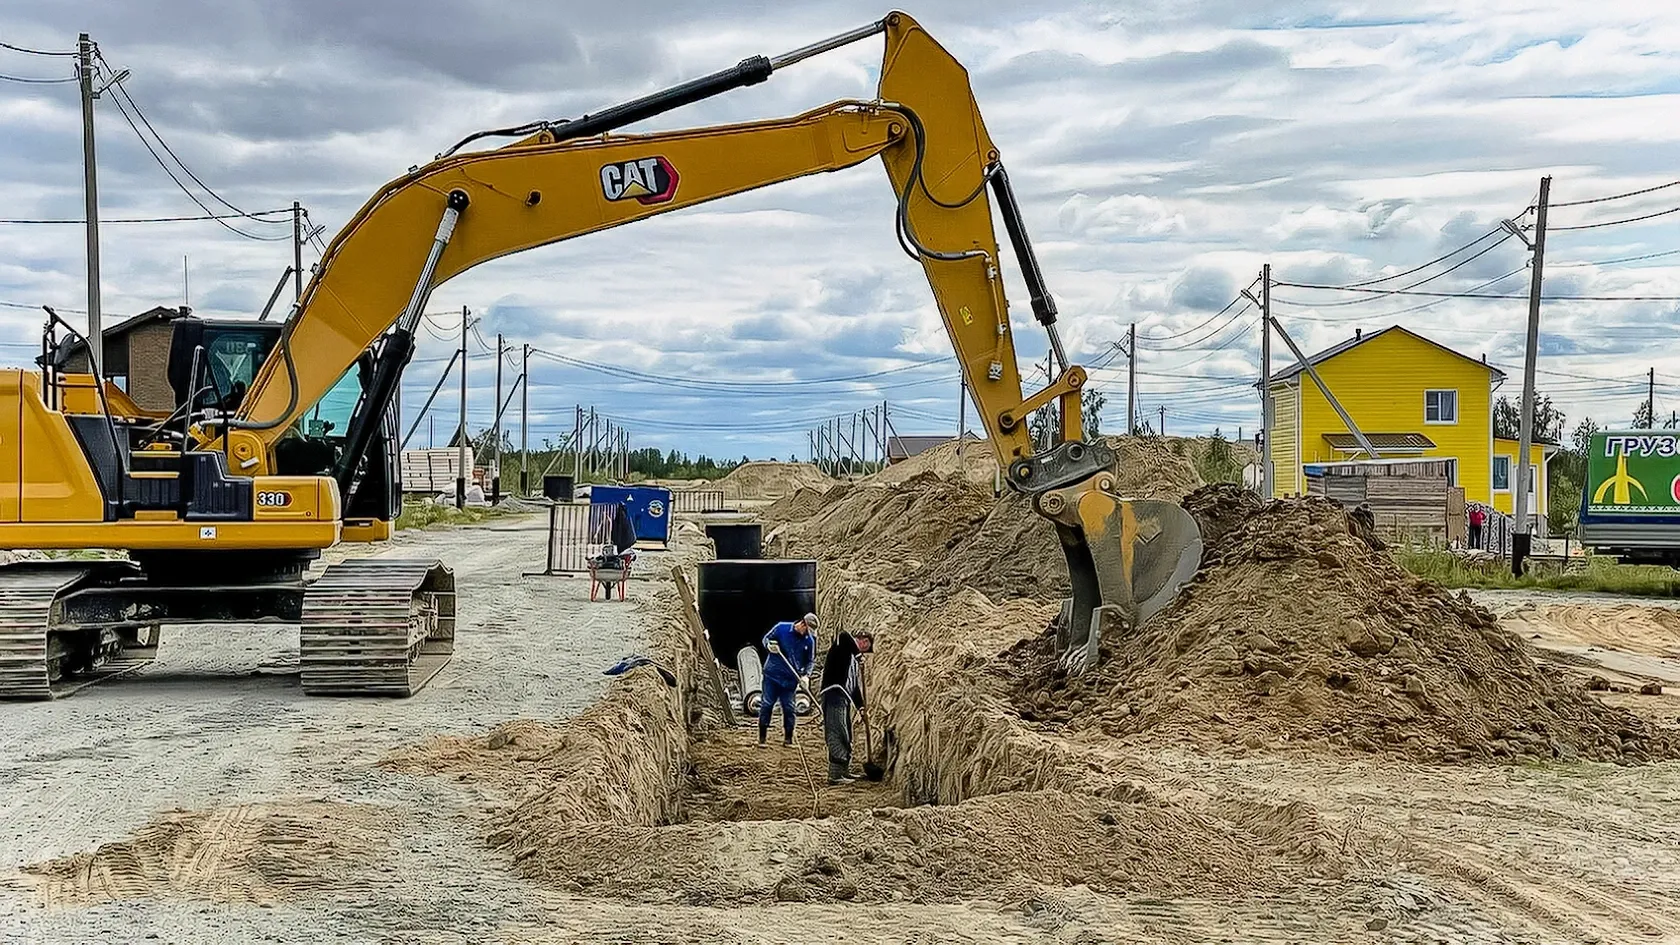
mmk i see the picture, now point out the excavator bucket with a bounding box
[1052,491,1203,672]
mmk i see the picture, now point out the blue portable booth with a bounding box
[589,485,673,546]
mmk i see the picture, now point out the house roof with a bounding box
[57,305,190,363]
[885,432,978,461]
[1323,432,1437,451]
[1270,325,1506,384]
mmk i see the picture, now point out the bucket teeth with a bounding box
[300,558,455,697]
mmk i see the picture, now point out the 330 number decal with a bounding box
[256,491,293,508]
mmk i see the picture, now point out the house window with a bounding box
[1492,455,1511,491]
[1425,389,1457,424]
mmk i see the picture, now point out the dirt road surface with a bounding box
[0,516,639,943]
[8,514,1680,943]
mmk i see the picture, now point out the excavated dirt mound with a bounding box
[866,438,999,487]
[386,573,1340,909]
[768,475,995,587]
[718,461,834,500]
[1002,492,1680,764]
[766,439,1211,606]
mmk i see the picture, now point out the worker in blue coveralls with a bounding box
[759,612,818,747]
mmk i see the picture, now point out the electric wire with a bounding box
[0,71,76,84]
[1549,204,1680,231]
[1552,179,1680,208]
[1136,279,1259,346]
[1271,232,1519,307]
[1334,227,1505,288]
[99,81,292,241]
[0,209,294,224]
[95,51,285,224]
[0,40,76,56]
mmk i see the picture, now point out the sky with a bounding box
[2,1,1679,460]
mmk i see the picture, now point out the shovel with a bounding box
[857,662,885,782]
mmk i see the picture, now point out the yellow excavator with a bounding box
[0,11,1201,700]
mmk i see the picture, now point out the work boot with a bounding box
[756,739,767,749]
[783,736,795,748]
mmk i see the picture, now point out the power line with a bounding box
[1335,227,1505,288]
[98,81,292,241]
[1138,289,1255,352]
[1273,232,1519,308]
[1274,267,1528,323]
[1136,276,1260,344]
[1273,281,1680,302]
[0,40,77,56]
[530,346,953,391]
[1550,204,1680,231]
[1552,178,1680,208]
[0,209,293,224]
[0,71,76,84]
[94,51,281,224]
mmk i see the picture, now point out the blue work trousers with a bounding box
[758,675,798,744]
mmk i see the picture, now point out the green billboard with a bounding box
[1586,431,1680,516]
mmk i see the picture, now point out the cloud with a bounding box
[2,1,1678,453]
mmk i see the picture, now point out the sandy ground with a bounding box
[0,515,643,943]
[9,512,1680,943]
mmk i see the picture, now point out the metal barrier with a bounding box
[672,489,728,513]
[533,502,613,575]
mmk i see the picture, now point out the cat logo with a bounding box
[599,156,679,205]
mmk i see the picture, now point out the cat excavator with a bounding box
[0,11,1201,700]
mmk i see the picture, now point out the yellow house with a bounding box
[1267,326,1552,528]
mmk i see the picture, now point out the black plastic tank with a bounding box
[705,523,763,560]
[543,474,575,501]
[696,559,817,671]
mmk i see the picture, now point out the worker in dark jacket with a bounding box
[759,612,817,747]
[819,630,873,784]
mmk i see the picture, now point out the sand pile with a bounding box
[1104,436,1206,499]
[768,475,995,586]
[385,594,693,841]
[866,437,999,487]
[1003,492,1680,764]
[762,484,838,524]
[719,461,834,500]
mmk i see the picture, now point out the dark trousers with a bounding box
[1469,523,1483,549]
[822,689,852,781]
[759,675,797,743]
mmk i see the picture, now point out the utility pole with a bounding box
[1159,405,1166,436]
[292,201,304,302]
[456,306,469,509]
[520,344,530,495]
[1648,368,1656,429]
[77,33,103,372]
[1512,175,1550,576]
[1260,264,1273,498]
[957,378,967,465]
[1126,322,1137,436]
[491,332,504,504]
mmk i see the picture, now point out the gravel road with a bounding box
[0,515,647,943]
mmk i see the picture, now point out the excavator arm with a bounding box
[219,11,1200,665]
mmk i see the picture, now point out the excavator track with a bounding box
[0,564,160,701]
[299,557,455,697]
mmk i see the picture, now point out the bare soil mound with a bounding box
[866,437,999,487]
[769,475,995,586]
[1002,492,1680,764]
[762,484,837,525]
[719,462,834,500]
